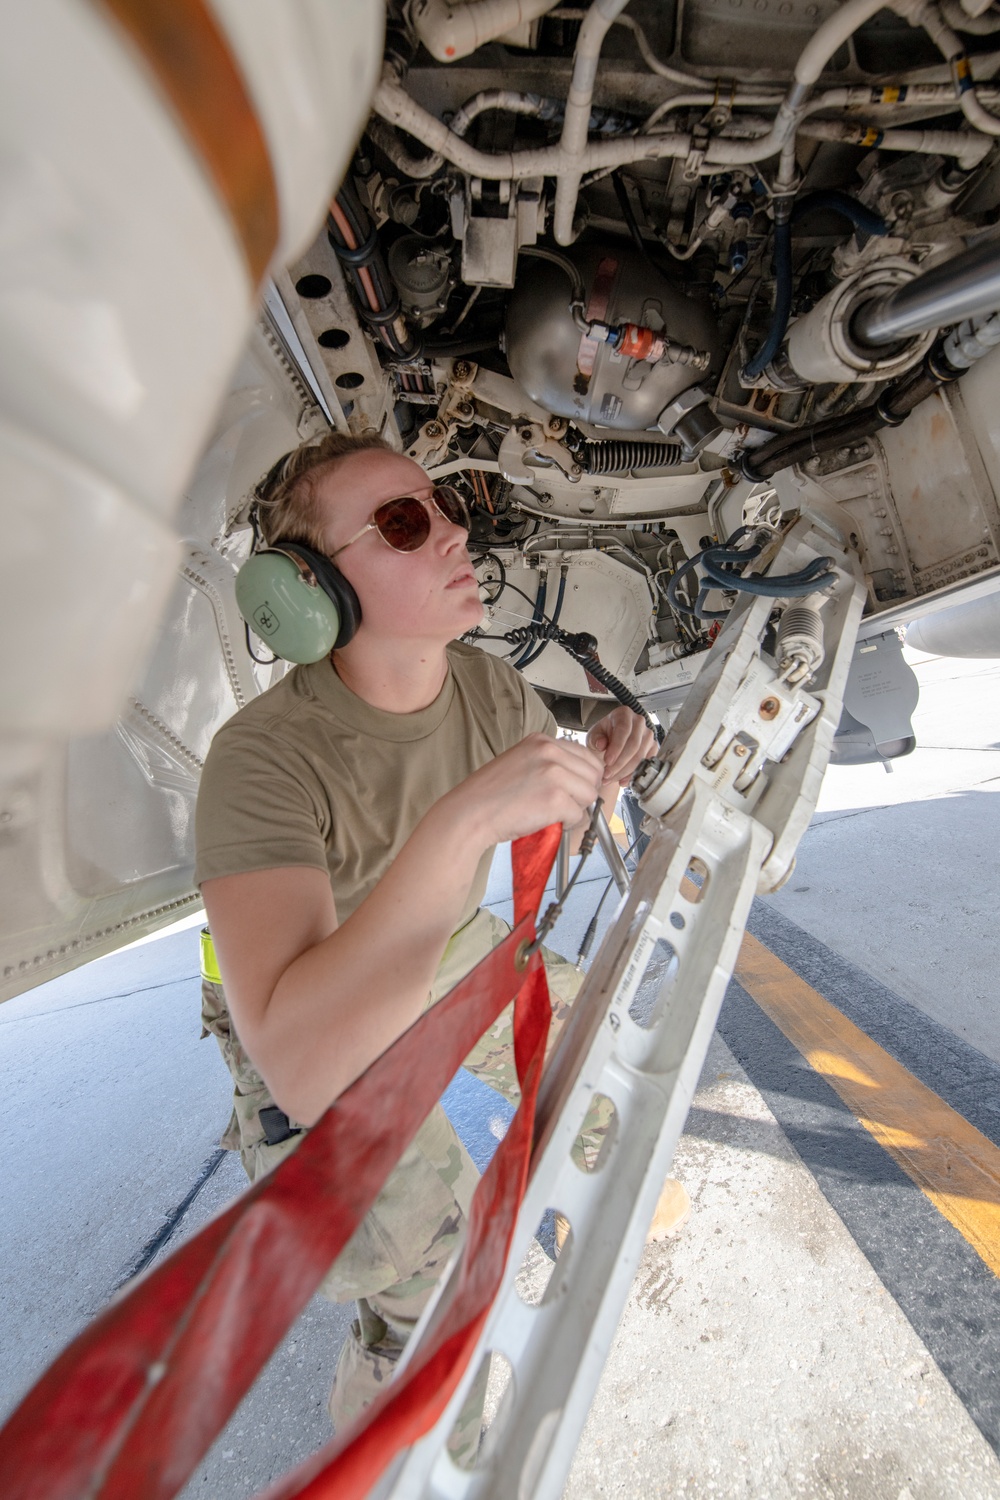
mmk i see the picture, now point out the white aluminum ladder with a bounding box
[372,503,866,1500]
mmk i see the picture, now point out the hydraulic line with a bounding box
[375,0,1000,205]
[665,543,724,618]
[797,117,990,168]
[365,118,443,180]
[941,0,1000,31]
[450,89,637,139]
[551,6,715,88]
[666,529,834,620]
[517,567,567,669]
[668,537,758,621]
[742,212,792,381]
[851,236,1000,348]
[511,569,549,668]
[917,0,1000,137]
[700,550,836,596]
[553,0,647,246]
[519,245,586,303]
[740,333,974,482]
[790,190,888,239]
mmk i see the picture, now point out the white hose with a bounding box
[794,0,904,86]
[374,65,994,185]
[940,0,1000,33]
[374,0,1000,206]
[800,117,992,167]
[410,0,561,63]
[365,117,444,179]
[643,92,785,133]
[553,0,635,245]
[549,0,893,230]
[374,70,692,177]
[641,0,917,200]
[450,89,547,136]
[644,81,1000,134]
[913,1,1000,134]
[944,308,1000,365]
[550,7,712,87]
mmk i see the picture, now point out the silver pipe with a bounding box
[595,808,632,895]
[556,827,572,901]
[851,239,1000,348]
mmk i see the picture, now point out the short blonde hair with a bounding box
[254,430,394,551]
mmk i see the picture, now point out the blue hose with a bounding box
[510,571,547,667]
[700,551,836,596]
[517,570,565,669]
[742,193,887,384]
[666,529,759,617]
[791,190,888,240]
[743,214,793,381]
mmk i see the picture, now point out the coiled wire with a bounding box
[502,622,663,742]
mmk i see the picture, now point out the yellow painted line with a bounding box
[735,932,1000,1279]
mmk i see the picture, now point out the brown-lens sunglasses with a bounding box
[329,484,471,560]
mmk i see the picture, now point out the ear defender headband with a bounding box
[234,455,362,663]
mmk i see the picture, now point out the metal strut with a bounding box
[370,503,865,1500]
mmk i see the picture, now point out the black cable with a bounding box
[512,571,548,668]
[740,336,968,484]
[480,575,557,658]
[575,833,644,969]
[665,551,706,618]
[518,568,567,669]
[502,622,662,742]
[328,187,417,360]
[474,550,506,606]
[612,170,650,262]
[473,567,662,738]
[693,586,732,622]
[665,527,757,619]
[481,576,544,613]
[244,621,279,665]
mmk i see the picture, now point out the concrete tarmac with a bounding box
[1,649,998,1498]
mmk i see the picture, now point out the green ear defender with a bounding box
[235,542,362,664]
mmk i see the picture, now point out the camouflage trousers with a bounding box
[200,908,600,1459]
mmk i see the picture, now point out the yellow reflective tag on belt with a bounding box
[200,926,222,985]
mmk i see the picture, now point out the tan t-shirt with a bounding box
[195,640,556,922]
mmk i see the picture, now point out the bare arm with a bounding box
[202,733,603,1125]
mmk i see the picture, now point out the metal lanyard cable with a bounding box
[520,798,605,963]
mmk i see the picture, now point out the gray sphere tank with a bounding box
[505,246,719,430]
